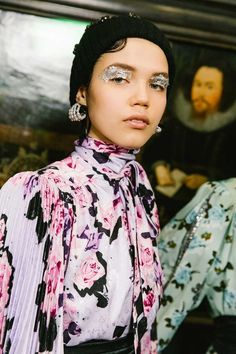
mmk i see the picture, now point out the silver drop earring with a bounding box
[156,125,162,133]
[68,103,87,122]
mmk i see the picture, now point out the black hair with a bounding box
[74,38,128,139]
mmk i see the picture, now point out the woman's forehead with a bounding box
[96,38,169,74]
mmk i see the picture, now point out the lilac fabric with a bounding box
[0,137,163,354]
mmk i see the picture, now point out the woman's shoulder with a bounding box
[187,178,236,199]
[0,158,72,198]
[201,178,236,202]
[170,179,236,223]
[219,177,236,192]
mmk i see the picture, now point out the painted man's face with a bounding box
[191,66,223,117]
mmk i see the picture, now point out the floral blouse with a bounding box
[0,137,162,354]
[157,178,236,354]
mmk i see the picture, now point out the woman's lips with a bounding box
[124,116,149,129]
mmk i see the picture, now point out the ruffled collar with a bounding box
[73,136,139,176]
[174,90,236,132]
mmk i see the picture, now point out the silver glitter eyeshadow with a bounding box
[151,74,169,89]
[101,65,132,82]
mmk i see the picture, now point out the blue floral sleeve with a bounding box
[157,179,236,353]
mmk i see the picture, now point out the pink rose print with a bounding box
[42,247,63,318]
[63,298,79,330]
[0,215,7,249]
[0,250,14,340]
[23,173,39,197]
[133,257,140,301]
[136,203,143,223]
[50,198,72,235]
[50,199,65,236]
[140,244,154,267]
[122,212,129,232]
[46,168,71,193]
[75,186,90,208]
[11,171,32,186]
[76,253,106,290]
[140,332,155,354]
[41,179,59,223]
[101,208,114,229]
[0,252,13,306]
[143,291,155,313]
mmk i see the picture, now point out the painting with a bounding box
[0,9,88,186]
[141,42,236,225]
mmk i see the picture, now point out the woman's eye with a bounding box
[111,76,127,84]
[150,77,169,91]
[150,82,164,91]
[101,66,132,84]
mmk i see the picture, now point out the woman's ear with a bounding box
[76,86,87,106]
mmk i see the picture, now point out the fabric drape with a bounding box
[0,137,162,354]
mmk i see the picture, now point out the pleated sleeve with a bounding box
[0,169,74,354]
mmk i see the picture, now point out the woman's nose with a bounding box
[129,82,149,107]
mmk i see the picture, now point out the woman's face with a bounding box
[77,37,169,149]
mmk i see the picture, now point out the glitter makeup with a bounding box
[150,74,169,90]
[101,65,132,82]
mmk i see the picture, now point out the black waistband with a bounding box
[64,333,134,354]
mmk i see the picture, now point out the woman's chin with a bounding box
[118,136,151,150]
[88,131,152,150]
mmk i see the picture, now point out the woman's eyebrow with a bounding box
[151,72,169,78]
[106,63,134,71]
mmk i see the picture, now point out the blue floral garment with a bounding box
[157,179,236,353]
[0,137,162,354]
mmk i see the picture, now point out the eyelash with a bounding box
[110,76,128,84]
[150,81,168,91]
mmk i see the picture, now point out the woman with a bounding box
[0,14,174,354]
[157,178,236,354]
